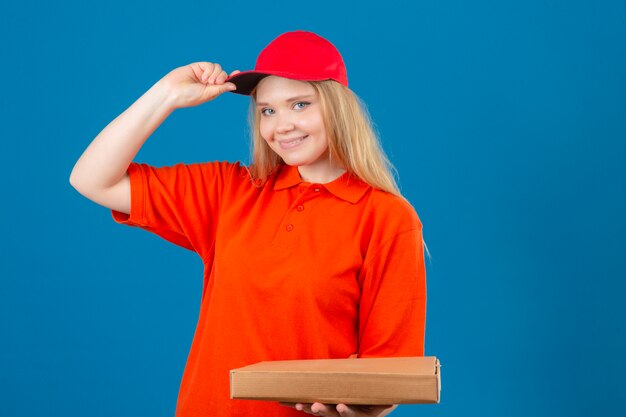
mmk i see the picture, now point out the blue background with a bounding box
[1,0,624,416]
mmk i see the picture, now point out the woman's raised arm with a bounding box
[69,62,238,214]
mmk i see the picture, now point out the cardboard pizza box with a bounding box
[230,356,441,405]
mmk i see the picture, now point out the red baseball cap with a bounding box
[226,30,348,95]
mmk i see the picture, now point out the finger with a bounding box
[201,65,213,83]
[310,402,340,417]
[336,404,355,417]
[207,63,223,84]
[229,69,241,77]
[337,404,394,417]
[189,62,209,82]
[213,82,236,94]
[201,63,218,83]
[294,403,315,414]
[216,70,229,84]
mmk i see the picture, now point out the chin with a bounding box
[279,155,309,167]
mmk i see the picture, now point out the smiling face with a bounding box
[255,76,344,183]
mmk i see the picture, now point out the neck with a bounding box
[297,164,346,184]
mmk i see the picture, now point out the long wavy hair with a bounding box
[246,79,402,197]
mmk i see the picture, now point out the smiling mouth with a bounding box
[279,135,308,149]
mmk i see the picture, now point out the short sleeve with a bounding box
[357,226,427,358]
[111,161,239,257]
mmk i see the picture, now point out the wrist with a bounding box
[152,78,180,112]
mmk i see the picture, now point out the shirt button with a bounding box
[314,187,321,192]
[286,224,294,231]
[297,205,304,211]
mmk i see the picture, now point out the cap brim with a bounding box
[225,71,270,95]
[226,70,333,95]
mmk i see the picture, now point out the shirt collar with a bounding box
[273,164,371,204]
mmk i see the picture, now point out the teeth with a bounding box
[285,135,306,145]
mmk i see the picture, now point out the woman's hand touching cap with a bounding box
[158,62,240,109]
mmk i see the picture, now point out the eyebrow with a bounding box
[255,94,316,107]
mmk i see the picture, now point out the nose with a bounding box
[275,112,295,134]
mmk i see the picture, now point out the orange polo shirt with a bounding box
[112,161,426,417]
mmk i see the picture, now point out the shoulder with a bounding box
[364,188,423,232]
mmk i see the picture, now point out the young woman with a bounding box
[70,30,426,417]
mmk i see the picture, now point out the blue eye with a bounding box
[261,108,274,116]
[294,101,310,110]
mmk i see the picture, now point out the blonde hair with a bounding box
[247,80,402,197]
